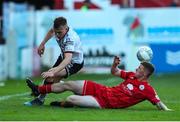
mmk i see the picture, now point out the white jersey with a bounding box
[55,27,84,64]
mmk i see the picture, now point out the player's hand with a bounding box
[37,43,45,57]
[41,71,55,78]
[113,56,120,66]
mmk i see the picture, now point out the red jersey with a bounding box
[82,70,160,108]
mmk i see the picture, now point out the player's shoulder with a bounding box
[143,82,156,91]
[66,28,80,41]
[120,70,135,79]
[125,71,135,77]
[67,28,78,36]
[121,70,134,74]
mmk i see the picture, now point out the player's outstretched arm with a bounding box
[38,28,54,56]
[156,101,172,111]
[42,28,54,44]
[111,56,121,77]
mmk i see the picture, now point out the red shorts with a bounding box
[82,80,108,108]
[82,80,136,109]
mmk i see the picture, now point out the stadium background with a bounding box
[0,0,180,121]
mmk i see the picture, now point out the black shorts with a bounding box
[53,55,84,78]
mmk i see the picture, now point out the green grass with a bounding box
[0,73,180,121]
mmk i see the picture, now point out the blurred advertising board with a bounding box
[4,8,180,76]
[150,44,180,73]
[35,9,180,73]
[0,45,7,83]
[125,8,180,44]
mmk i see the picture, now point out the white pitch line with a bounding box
[0,92,30,101]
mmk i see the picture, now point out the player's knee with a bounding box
[45,78,54,83]
[51,83,61,92]
[63,81,76,90]
[66,95,79,103]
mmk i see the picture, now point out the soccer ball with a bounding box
[137,46,153,62]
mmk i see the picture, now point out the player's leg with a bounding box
[50,80,84,108]
[66,95,101,108]
[38,60,83,100]
[24,55,63,106]
[50,80,104,108]
[45,61,84,105]
[25,57,83,106]
[25,80,85,106]
[50,95,101,108]
[29,80,84,95]
[24,80,84,106]
[24,69,70,106]
[37,68,70,103]
[51,80,84,94]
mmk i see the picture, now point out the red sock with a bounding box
[38,85,52,94]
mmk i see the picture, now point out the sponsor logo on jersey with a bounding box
[127,83,133,90]
[139,85,145,90]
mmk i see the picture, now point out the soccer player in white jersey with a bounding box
[24,17,84,106]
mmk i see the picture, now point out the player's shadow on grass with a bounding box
[125,107,157,111]
[42,104,157,111]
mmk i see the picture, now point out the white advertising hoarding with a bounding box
[35,8,180,72]
[0,46,7,83]
[7,8,180,76]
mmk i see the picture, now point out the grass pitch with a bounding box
[0,73,180,121]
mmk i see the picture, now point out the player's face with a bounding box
[135,64,146,78]
[54,26,67,39]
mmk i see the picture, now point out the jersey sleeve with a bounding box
[145,85,160,105]
[120,70,134,79]
[64,37,75,52]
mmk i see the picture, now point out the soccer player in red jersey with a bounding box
[26,56,171,110]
